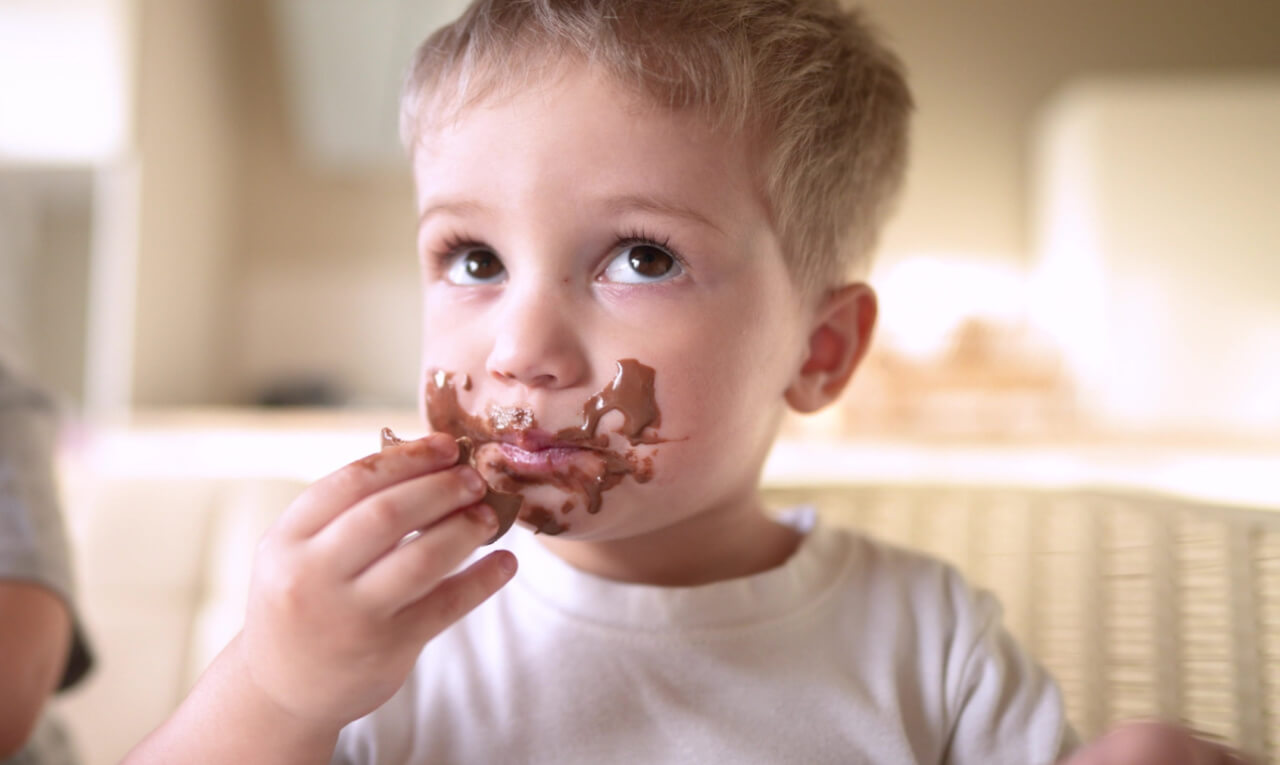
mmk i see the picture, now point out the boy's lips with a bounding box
[490,437,602,475]
[495,427,572,452]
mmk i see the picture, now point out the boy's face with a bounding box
[411,62,816,542]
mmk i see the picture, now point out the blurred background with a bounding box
[4,0,1277,500]
[3,0,1278,443]
[2,0,1279,762]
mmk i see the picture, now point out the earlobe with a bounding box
[785,283,877,413]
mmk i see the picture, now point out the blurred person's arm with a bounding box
[0,363,87,758]
[0,581,72,757]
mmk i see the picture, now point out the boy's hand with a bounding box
[238,432,517,729]
[1061,721,1255,765]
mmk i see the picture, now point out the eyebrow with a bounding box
[600,193,724,235]
[418,193,724,234]
[418,199,489,228]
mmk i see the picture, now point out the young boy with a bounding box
[127,1,1249,763]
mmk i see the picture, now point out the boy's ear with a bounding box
[784,283,877,413]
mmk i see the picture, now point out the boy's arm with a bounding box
[0,364,80,757]
[125,634,340,763]
[125,433,516,764]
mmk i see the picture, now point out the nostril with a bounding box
[489,367,559,388]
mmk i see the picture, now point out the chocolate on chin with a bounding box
[379,428,523,545]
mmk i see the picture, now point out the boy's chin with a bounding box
[505,483,650,540]
[510,484,577,537]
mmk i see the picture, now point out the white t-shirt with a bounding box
[333,508,1077,764]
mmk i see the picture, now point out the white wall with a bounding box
[1032,76,1280,436]
[0,171,94,402]
[860,0,1280,269]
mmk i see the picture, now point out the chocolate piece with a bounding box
[379,428,523,545]
[422,358,663,534]
[476,489,523,543]
[454,436,523,544]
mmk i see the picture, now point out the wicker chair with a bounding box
[763,484,1280,762]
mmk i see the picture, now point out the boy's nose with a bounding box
[485,288,589,390]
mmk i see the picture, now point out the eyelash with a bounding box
[428,228,689,276]
[427,230,486,272]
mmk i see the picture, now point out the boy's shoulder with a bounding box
[817,517,1003,633]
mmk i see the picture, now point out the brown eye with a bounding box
[605,243,683,283]
[465,250,502,279]
[629,246,674,277]
[447,248,506,284]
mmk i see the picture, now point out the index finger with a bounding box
[278,431,459,539]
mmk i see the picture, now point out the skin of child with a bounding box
[124,57,1251,765]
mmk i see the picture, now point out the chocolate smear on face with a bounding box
[422,359,663,535]
[556,360,661,446]
[379,427,522,545]
[422,371,496,444]
[485,454,630,517]
[523,506,568,536]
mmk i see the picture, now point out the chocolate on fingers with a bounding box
[380,428,523,545]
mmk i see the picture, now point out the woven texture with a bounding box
[762,485,1280,762]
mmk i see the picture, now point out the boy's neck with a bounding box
[534,491,803,587]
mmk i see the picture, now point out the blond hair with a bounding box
[401,0,912,292]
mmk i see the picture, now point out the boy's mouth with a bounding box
[492,427,596,454]
[422,359,664,537]
[492,440,601,474]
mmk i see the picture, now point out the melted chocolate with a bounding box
[523,506,568,535]
[421,358,663,536]
[556,360,662,446]
[485,453,629,516]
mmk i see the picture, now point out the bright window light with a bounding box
[871,254,1031,360]
[0,1,130,163]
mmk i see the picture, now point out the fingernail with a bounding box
[459,468,486,494]
[397,433,455,462]
[498,552,518,576]
[428,432,458,457]
[466,502,497,528]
